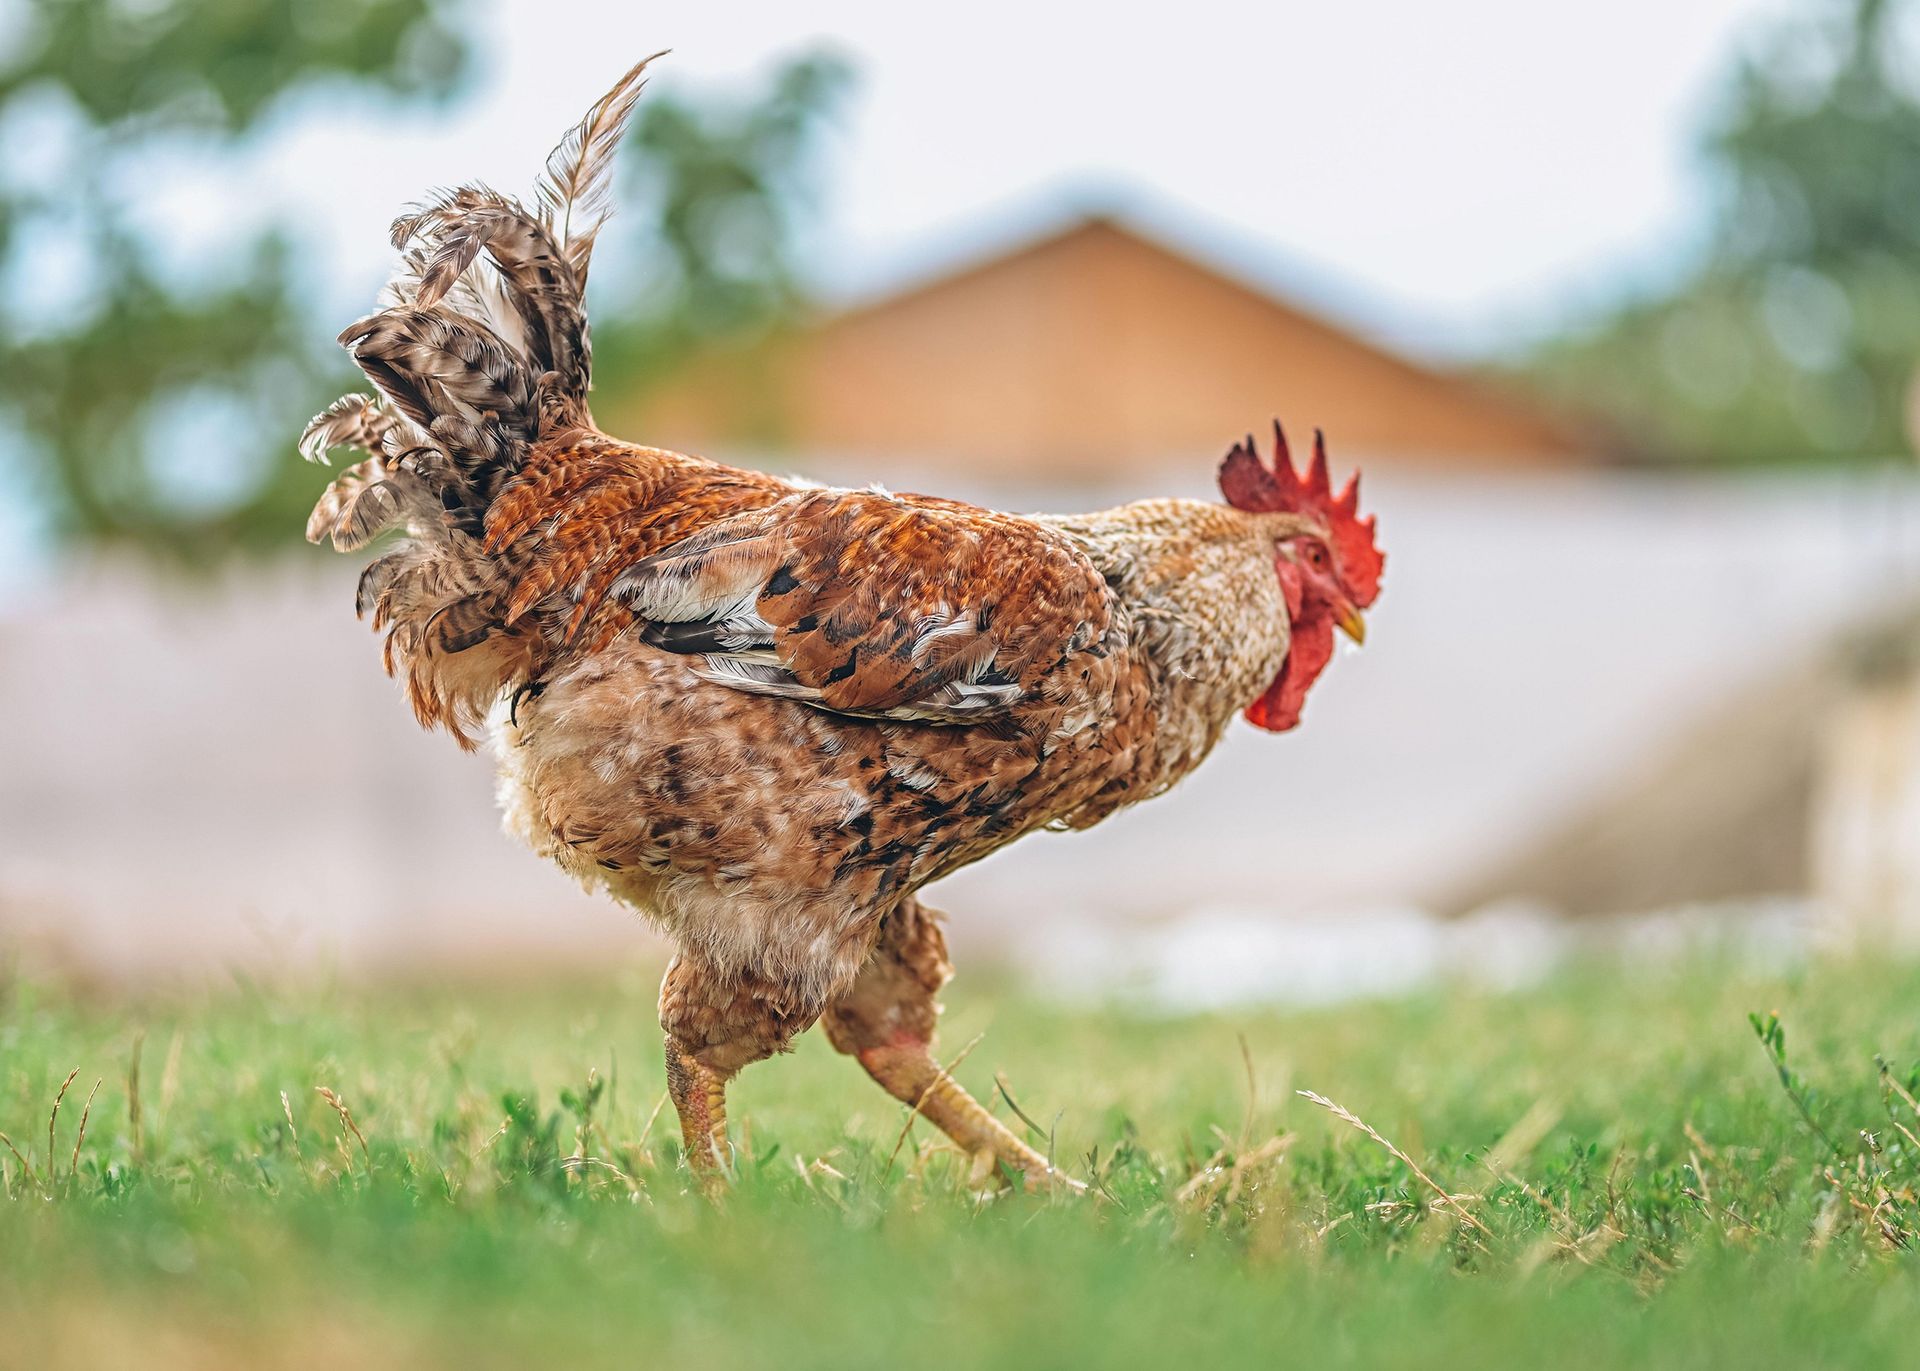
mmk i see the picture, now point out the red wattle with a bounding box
[1244,600,1334,733]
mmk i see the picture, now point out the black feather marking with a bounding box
[824,648,860,685]
[508,679,546,726]
[641,620,749,655]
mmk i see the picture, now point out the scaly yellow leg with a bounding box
[858,1037,1084,1193]
[664,1035,733,1180]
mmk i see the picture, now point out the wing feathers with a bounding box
[606,488,1117,723]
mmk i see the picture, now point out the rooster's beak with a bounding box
[1335,604,1367,645]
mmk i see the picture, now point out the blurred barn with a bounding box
[613,211,1586,488]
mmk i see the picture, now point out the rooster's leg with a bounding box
[659,954,818,1183]
[824,898,1083,1192]
[662,1034,734,1175]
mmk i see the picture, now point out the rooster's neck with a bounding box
[1051,497,1294,785]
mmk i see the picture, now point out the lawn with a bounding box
[3,949,1919,1369]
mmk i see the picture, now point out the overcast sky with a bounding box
[246,0,1796,359]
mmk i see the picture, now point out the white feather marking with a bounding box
[888,758,944,792]
[693,656,819,701]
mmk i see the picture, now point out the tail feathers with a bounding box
[320,55,665,533]
[299,56,669,744]
[307,459,412,550]
[390,187,589,405]
[351,191,592,520]
[534,51,666,284]
[301,393,439,550]
[298,391,400,465]
[358,536,536,746]
[337,305,537,507]
[339,307,533,434]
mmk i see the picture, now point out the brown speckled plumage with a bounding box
[298,58,1381,1188]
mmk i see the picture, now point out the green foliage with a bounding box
[1525,0,1920,465]
[3,0,465,130]
[4,954,1920,1366]
[0,0,470,561]
[588,52,850,407]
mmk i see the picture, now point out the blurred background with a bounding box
[2,0,1917,1002]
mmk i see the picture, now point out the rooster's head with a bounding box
[1218,422,1384,732]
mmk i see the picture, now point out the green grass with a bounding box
[4,951,1920,1368]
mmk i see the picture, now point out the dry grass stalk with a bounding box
[127,1030,145,1167]
[1173,1143,1231,1207]
[0,1128,35,1185]
[69,1078,102,1178]
[46,1067,79,1173]
[1237,1033,1259,1147]
[1312,1211,1354,1241]
[1224,1134,1292,1209]
[591,1109,624,1171]
[1881,1061,1920,1123]
[1174,1132,1293,1209]
[793,1153,852,1212]
[634,1091,671,1158]
[314,1087,371,1168]
[1866,1187,1912,1250]
[1683,1182,1759,1236]
[1687,1149,1713,1209]
[1682,1120,1720,1163]
[1810,1187,1843,1251]
[1298,1088,1492,1236]
[470,1117,511,1160]
[1825,1167,1908,1250]
[557,1155,637,1188]
[156,1028,184,1124]
[280,1091,304,1160]
[1486,1155,1626,1270]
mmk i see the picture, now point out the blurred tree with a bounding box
[0,0,470,560]
[0,5,847,562]
[588,52,850,436]
[1524,0,1920,464]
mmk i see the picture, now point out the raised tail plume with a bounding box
[535,51,667,285]
[297,55,667,745]
[304,54,663,522]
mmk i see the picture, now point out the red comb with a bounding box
[1218,421,1383,607]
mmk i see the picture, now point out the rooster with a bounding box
[300,55,1384,1189]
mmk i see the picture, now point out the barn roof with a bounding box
[610,209,1592,485]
